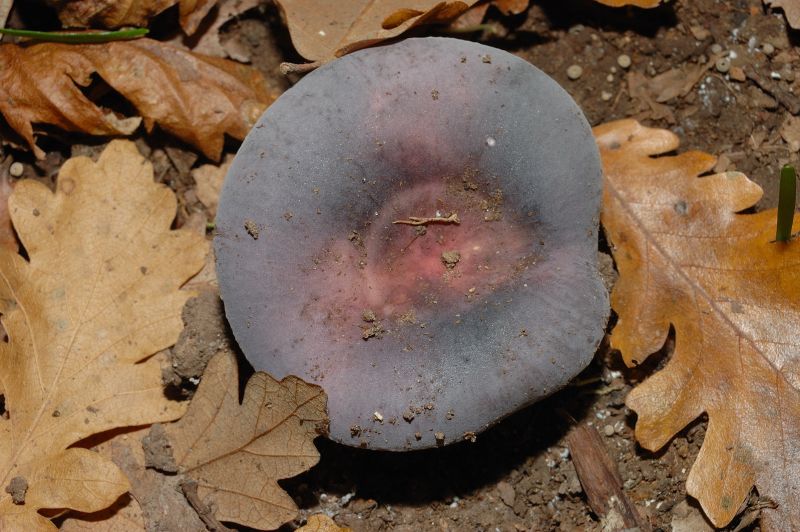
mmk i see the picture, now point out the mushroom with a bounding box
[215,37,609,451]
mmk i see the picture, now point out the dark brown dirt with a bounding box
[5,0,791,530]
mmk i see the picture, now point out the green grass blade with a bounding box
[776,164,797,242]
[0,27,148,43]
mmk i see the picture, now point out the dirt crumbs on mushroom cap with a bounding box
[215,37,609,451]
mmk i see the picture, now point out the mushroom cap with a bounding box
[215,37,609,451]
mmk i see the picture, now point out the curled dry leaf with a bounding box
[450,0,528,30]
[46,0,220,34]
[0,140,207,530]
[0,39,276,161]
[764,0,800,29]
[597,119,800,530]
[164,351,328,530]
[275,0,477,63]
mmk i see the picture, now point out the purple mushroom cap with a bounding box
[215,37,609,451]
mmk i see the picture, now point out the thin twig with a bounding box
[393,213,460,226]
[280,61,321,75]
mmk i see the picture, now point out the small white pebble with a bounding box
[601,91,613,101]
[373,411,383,422]
[763,43,775,55]
[771,71,782,80]
[485,136,496,147]
[710,43,723,55]
[8,162,23,177]
[715,57,731,73]
[606,74,614,82]
[616,54,631,69]
[604,424,615,437]
[566,64,583,80]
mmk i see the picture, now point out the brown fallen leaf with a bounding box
[764,0,800,29]
[192,157,232,217]
[163,351,328,530]
[0,158,17,252]
[46,0,221,34]
[597,119,800,530]
[298,514,352,532]
[60,430,149,532]
[169,0,261,61]
[275,0,477,63]
[0,140,207,530]
[592,0,661,6]
[450,0,527,30]
[0,38,276,160]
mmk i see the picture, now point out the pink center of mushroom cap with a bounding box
[299,178,534,341]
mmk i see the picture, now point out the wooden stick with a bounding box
[565,422,650,530]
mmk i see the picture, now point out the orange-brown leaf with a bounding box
[0,39,276,160]
[0,140,207,529]
[275,0,477,63]
[598,119,800,530]
[491,0,529,15]
[164,351,328,530]
[46,0,220,34]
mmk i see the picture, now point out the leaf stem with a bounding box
[775,164,797,242]
[0,27,148,43]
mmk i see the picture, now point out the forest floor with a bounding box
[12,0,794,530]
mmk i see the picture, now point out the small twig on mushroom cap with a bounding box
[393,213,460,226]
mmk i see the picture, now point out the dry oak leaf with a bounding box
[46,0,221,35]
[764,0,800,29]
[449,0,528,30]
[275,0,477,63]
[0,140,206,529]
[593,0,660,6]
[0,38,276,161]
[297,514,352,532]
[597,119,800,530]
[164,350,328,530]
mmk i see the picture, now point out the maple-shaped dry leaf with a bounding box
[764,0,800,29]
[0,39,276,160]
[0,140,207,530]
[46,0,220,34]
[164,351,327,530]
[275,0,477,63]
[597,119,800,530]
